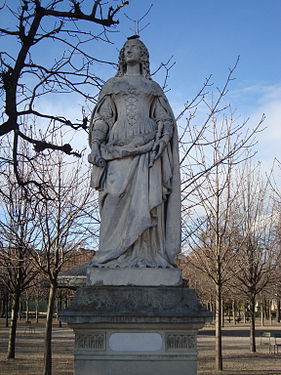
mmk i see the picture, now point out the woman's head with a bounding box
[116,36,151,79]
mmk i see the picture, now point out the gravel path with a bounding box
[1,320,281,374]
[198,325,281,374]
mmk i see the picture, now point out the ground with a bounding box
[0,319,281,374]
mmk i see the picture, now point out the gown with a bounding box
[89,75,181,268]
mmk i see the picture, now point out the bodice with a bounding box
[106,76,158,144]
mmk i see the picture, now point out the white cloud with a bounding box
[246,84,281,164]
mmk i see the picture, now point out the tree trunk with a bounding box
[243,302,247,324]
[0,297,3,317]
[42,282,57,375]
[215,283,223,371]
[221,299,224,328]
[277,297,281,323]
[57,296,62,328]
[265,300,269,320]
[249,295,256,352]
[19,300,22,320]
[5,293,9,328]
[260,301,264,327]
[232,300,236,325]
[0,296,6,317]
[7,291,21,359]
[25,299,29,321]
[35,300,39,324]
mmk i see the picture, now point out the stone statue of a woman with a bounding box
[88,36,181,269]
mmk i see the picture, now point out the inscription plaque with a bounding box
[109,332,162,352]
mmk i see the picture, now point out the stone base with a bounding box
[86,267,182,286]
[76,359,196,375]
[74,327,197,375]
[60,286,212,375]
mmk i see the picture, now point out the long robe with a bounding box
[89,75,181,268]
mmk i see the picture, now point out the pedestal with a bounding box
[86,267,183,286]
[60,285,212,375]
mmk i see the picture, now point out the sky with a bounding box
[1,0,281,174]
[116,0,281,174]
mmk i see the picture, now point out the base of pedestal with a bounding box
[86,267,182,286]
[76,361,196,375]
[60,286,212,375]
[73,325,198,375]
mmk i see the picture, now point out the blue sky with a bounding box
[1,0,280,172]
[119,1,281,91]
[114,0,281,172]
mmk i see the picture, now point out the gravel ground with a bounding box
[0,319,281,374]
[198,325,281,374]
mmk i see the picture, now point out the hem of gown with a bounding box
[89,254,176,269]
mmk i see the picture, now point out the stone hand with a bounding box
[152,139,166,161]
[88,144,106,167]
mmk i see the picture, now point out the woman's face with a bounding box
[124,40,142,65]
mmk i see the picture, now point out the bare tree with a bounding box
[177,59,265,234]
[230,162,280,352]
[0,168,40,359]
[183,160,240,370]
[179,85,264,370]
[275,211,281,323]
[22,271,48,323]
[30,151,96,375]
[179,254,216,314]
[269,159,281,323]
[0,280,10,325]
[0,0,128,191]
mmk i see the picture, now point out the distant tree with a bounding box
[271,160,281,323]
[180,93,263,370]
[0,0,128,192]
[275,264,281,323]
[231,163,281,352]
[177,58,264,236]
[0,280,10,327]
[275,212,281,323]
[31,151,96,375]
[21,272,48,323]
[179,254,216,314]
[0,167,40,359]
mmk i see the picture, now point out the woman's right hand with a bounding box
[88,143,104,166]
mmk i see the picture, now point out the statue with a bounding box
[88,36,181,269]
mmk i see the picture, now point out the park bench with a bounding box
[259,332,273,352]
[260,332,281,355]
[272,333,281,355]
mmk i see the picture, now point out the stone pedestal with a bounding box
[86,267,183,286]
[61,285,212,375]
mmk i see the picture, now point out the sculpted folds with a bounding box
[88,37,181,269]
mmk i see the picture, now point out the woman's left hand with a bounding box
[152,139,166,160]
